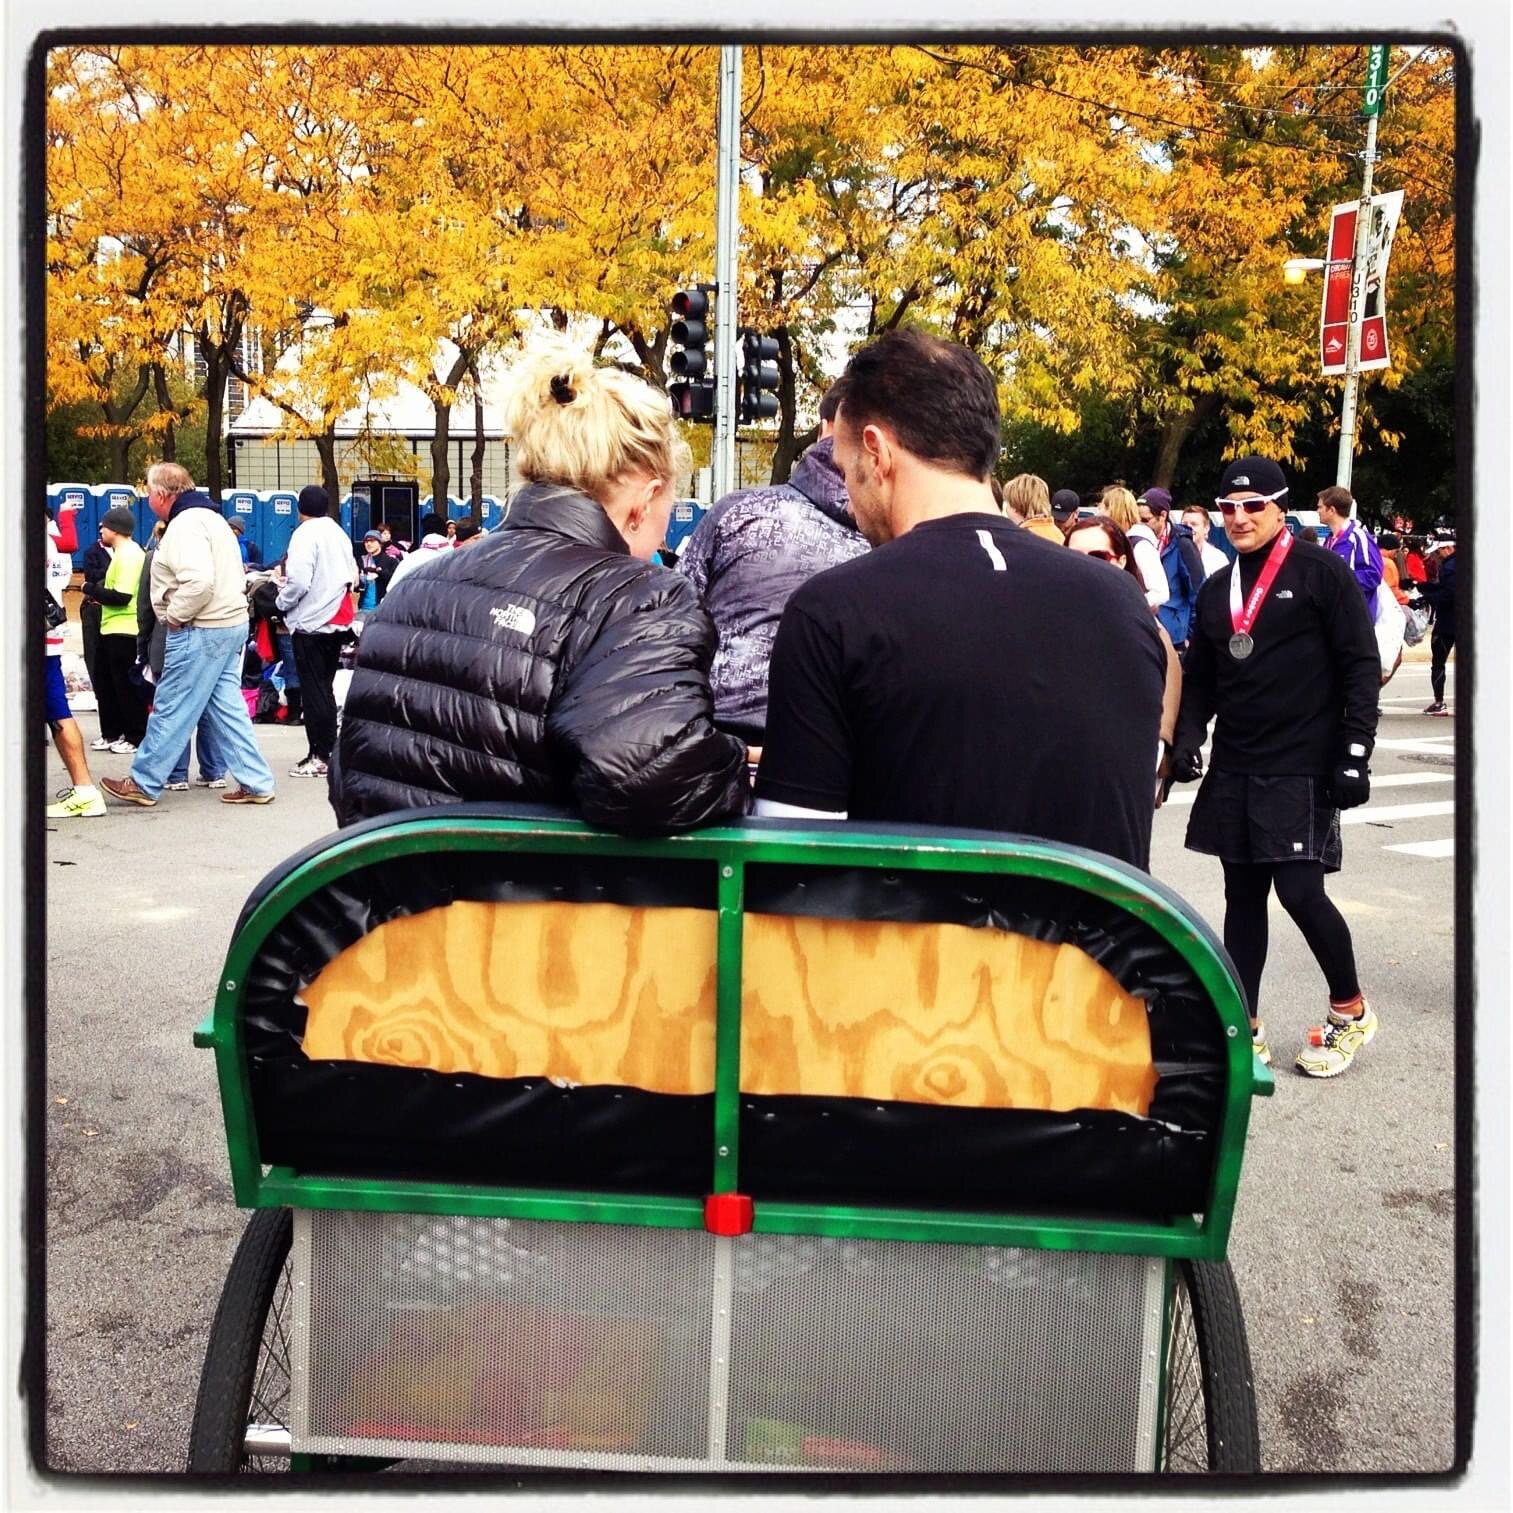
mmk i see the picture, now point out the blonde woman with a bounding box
[1002,473,1062,543]
[335,337,749,833]
[1101,485,1169,611]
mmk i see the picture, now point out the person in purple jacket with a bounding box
[676,376,869,744]
[1317,485,1384,615]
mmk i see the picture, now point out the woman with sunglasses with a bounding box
[1166,457,1381,1079]
[1065,515,1183,805]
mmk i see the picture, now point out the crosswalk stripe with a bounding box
[1385,838,1455,858]
[1340,800,1455,826]
[1161,772,1452,809]
[1375,736,1455,754]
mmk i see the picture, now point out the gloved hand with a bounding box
[1168,747,1204,784]
[1328,740,1372,809]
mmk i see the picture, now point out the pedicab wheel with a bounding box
[186,1208,293,1472]
[1160,1259,1261,1472]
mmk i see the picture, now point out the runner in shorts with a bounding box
[1167,456,1381,1077]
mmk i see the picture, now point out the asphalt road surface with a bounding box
[39,656,1460,1479]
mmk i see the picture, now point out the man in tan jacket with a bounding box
[101,463,277,808]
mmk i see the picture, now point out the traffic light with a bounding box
[668,286,716,423]
[739,329,780,424]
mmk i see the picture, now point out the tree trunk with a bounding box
[150,362,183,462]
[430,401,452,507]
[1152,394,1219,489]
[315,433,340,509]
[197,298,246,502]
[468,362,485,525]
[100,362,151,483]
[202,358,226,499]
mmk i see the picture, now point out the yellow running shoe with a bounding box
[1295,1000,1378,1078]
[46,785,106,819]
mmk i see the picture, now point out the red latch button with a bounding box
[704,1192,754,1236]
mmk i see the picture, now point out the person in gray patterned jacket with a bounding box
[677,378,869,743]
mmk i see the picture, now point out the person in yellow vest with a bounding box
[82,506,149,753]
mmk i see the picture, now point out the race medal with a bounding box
[1227,528,1293,659]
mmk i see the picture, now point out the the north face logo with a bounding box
[490,604,536,635]
[1232,474,1250,486]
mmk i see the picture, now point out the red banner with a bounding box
[1318,192,1403,376]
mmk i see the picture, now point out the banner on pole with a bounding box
[1319,189,1404,375]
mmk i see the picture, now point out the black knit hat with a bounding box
[1050,488,1080,520]
[1217,456,1288,503]
[297,484,330,517]
[100,506,136,535]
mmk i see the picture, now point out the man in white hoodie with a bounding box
[100,463,276,808]
[276,485,357,778]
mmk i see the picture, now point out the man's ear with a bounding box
[861,422,892,478]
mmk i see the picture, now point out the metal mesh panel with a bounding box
[291,1212,1161,1473]
[725,1234,1161,1473]
[294,1211,716,1469]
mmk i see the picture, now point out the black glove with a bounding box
[1328,741,1372,809]
[1169,747,1204,784]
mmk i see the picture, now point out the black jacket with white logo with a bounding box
[335,482,750,833]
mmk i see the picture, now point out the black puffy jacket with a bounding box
[334,482,750,834]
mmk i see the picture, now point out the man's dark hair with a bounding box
[818,373,851,425]
[837,328,1001,479]
[1317,485,1354,514]
[454,519,481,543]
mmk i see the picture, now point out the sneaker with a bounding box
[1252,1022,1272,1067]
[108,738,138,754]
[194,776,228,789]
[100,776,157,808]
[1422,701,1447,716]
[289,757,329,778]
[89,737,113,751]
[221,787,275,805]
[46,786,106,819]
[1295,999,1378,1078]
[163,780,190,792]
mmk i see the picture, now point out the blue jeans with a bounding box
[130,625,275,799]
[277,633,300,689]
[168,711,226,785]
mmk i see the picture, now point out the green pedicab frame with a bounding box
[195,812,1274,1263]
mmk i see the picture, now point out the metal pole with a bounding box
[1336,110,1381,491]
[711,45,742,501]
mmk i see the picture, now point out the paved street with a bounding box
[41,657,1459,1476]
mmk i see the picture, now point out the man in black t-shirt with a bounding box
[754,328,1167,871]
[1170,456,1381,1078]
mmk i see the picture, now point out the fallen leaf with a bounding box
[124,1422,139,1431]
[1300,1315,1316,1325]
[81,1129,98,1137]
[1435,1142,1449,1150]
[53,1097,68,1106]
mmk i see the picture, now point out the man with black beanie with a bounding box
[1169,456,1381,1077]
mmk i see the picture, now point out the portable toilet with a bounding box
[419,495,460,535]
[341,493,375,549]
[97,484,147,551]
[49,484,94,567]
[222,489,261,564]
[260,489,300,565]
[663,498,706,556]
[480,494,505,532]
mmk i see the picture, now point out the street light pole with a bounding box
[711,45,742,502]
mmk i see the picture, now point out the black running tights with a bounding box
[1221,860,1361,1020]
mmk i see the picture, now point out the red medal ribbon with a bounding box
[1230,527,1293,637]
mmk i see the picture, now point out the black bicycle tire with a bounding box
[185,1207,293,1473]
[1169,1257,1262,1472]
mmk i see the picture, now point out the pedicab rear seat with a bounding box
[196,803,1271,1473]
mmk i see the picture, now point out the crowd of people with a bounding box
[43,328,1459,1080]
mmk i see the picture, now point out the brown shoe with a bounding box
[100,776,157,808]
[221,787,275,805]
